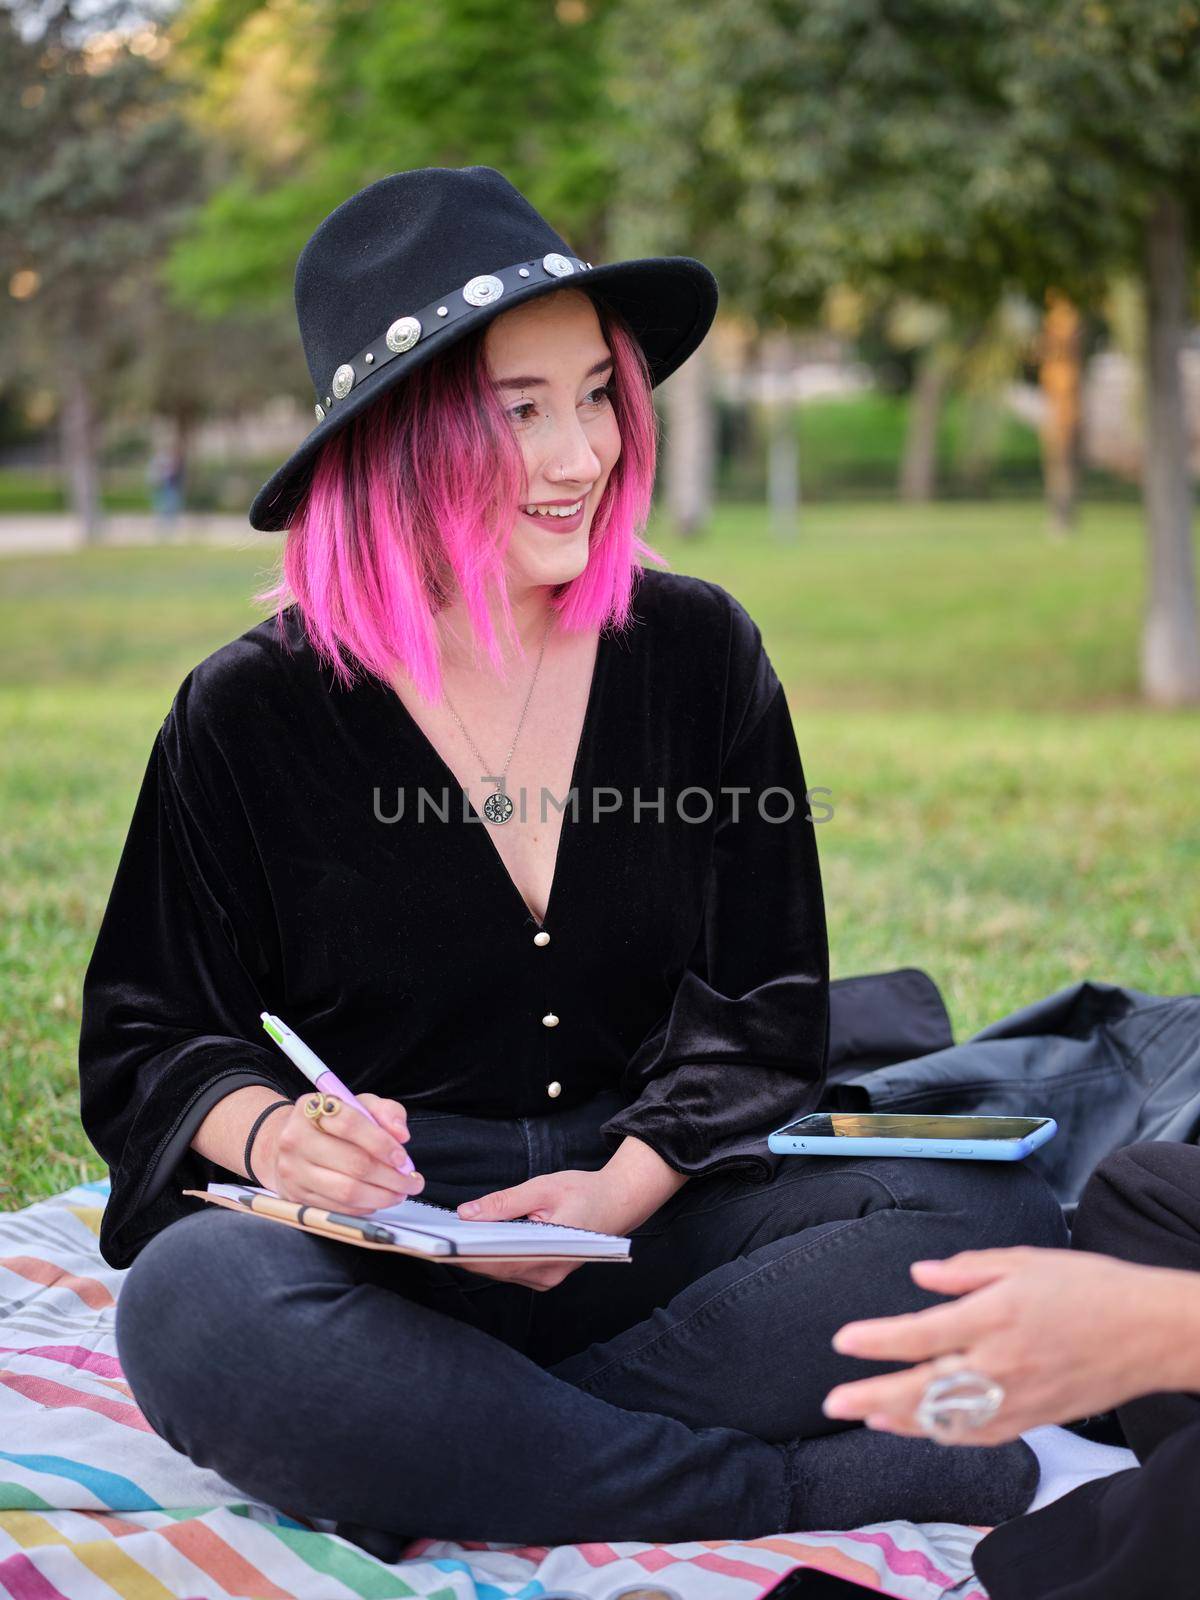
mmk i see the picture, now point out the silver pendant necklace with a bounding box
[441,612,554,825]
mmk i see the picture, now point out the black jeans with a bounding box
[115,1089,1065,1546]
[975,1141,1200,1600]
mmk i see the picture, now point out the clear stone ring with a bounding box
[915,1366,1006,1443]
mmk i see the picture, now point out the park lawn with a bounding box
[1,500,1197,1209]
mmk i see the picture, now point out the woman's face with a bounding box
[484,288,622,592]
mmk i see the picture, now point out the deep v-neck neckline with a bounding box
[384,626,611,930]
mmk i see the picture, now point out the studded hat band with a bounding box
[314,251,595,423]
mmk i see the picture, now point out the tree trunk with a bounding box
[1140,193,1200,706]
[1039,289,1083,539]
[958,393,1006,497]
[662,342,715,542]
[764,329,799,541]
[900,348,946,502]
[59,362,104,546]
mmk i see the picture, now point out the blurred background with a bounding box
[1,0,1197,1207]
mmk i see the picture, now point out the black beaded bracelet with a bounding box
[244,1098,294,1186]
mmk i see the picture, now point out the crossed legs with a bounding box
[116,1155,1064,1544]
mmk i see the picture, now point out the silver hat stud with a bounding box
[314,403,325,422]
[543,253,574,278]
[386,316,422,353]
[462,274,505,307]
[331,363,355,400]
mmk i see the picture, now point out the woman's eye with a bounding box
[506,384,614,425]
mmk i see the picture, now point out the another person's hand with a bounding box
[256,1092,425,1212]
[453,1168,641,1291]
[822,1247,1200,1445]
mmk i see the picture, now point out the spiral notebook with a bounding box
[184,1182,632,1263]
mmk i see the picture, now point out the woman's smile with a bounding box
[519,496,588,533]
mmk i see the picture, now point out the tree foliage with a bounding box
[609,0,1200,321]
[166,0,626,317]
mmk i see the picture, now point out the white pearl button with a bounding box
[534,931,550,947]
[547,1081,562,1098]
[541,1012,559,1028]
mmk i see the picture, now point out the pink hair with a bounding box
[254,290,667,704]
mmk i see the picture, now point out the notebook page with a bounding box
[367,1194,630,1256]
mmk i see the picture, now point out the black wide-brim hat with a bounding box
[248,165,719,532]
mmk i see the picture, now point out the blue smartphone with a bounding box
[768,1112,1058,1161]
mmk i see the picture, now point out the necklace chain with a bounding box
[441,612,554,825]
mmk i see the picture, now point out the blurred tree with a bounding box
[824,287,1040,503]
[165,0,620,313]
[1039,291,1085,538]
[886,300,956,503]
[761,327,801,539]
[611,0,1200,703]
[952,294,1042,496]
[0,2,194,538]
[162,0,669,523]
[661,345,716,541]
[0,0,298,536]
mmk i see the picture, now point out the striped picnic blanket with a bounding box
[0,1178,996,1600]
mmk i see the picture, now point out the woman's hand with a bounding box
[821,1247,1200,1446]
[452,1168,640,1291]
[255,1092,425,1213]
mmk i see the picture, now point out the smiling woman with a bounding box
[256,282,659,708]
[502,319,617,536]
[79,164,1067,1557]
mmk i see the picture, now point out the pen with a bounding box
[259,1010,416,1176]
[233,1189,395,1244]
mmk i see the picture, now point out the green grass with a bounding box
[669,501,1157,710]
[0,467,159,515]
[1,500,1197,1209]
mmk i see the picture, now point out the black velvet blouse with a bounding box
[78,566,830,1269]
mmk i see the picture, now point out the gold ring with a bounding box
[303,1092,342,1131]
